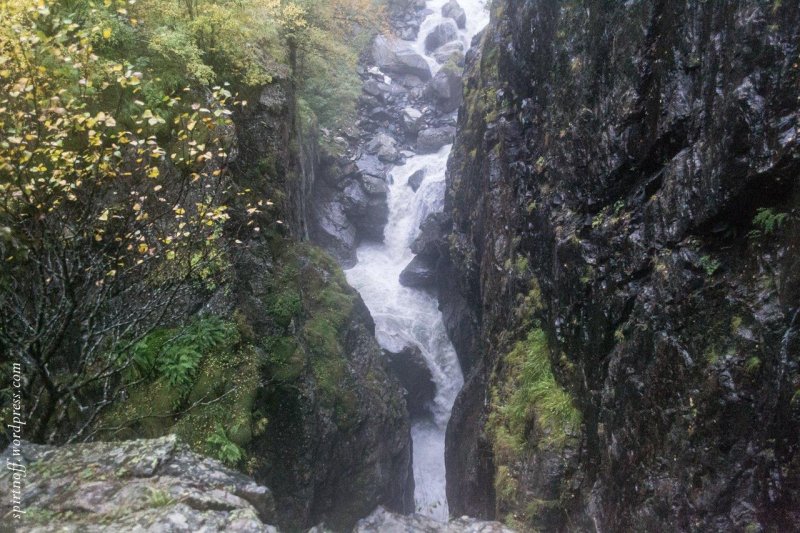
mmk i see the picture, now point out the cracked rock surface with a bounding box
[0,435,278,532]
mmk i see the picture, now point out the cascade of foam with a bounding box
[345,1,489,521]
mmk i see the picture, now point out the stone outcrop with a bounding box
[399,254,437,289]
[354,506,515,532]
[373,35,432,81]
[442,0,467,30]
[236,245,414,531]
[417,126,456,153]
[0,435,278,532]
[441,1,800,531]
[424,20,459,54]
[385,345,437,418]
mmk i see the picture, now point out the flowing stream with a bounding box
[345,1,488,521]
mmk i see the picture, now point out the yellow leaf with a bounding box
[98,209,109,221]
[102,28,112,40]
[147,167,159,178]
[137,243,148,254]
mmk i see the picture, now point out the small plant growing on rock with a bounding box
[147,488,175,508]
[700,255,721,276]
[206,424,245,466]
[748,207,790,239]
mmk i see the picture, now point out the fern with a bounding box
[749,207,790,239]
[206,424,244,466]
[126,317,237,389]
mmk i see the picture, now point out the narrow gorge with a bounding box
[1,1,798,532]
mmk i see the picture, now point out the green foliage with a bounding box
[744,356,762,374]
[488,329,581,454]
[130,317,238,391]
[699,255,721,276]
[749,207,790,239]
[147,488,175,508]
[205,424,245,466]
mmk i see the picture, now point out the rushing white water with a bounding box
[345,0,488,522]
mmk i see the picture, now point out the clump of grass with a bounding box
[498,329,581,446]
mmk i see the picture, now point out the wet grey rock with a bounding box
[427,68,464,113]
[366,133,401,163]
[362,175,390,197]
[339,177,388,242]
[442,0,467,29]
[432,41,466,65]
[363,79,391,98]
[410,213,446,259]
[416,126,456,153]
[399,255,437,289]
[442,0,800,531]
[311,199,358,267]
[0,435,278,532]
[372,35,432,81]
[407,168,426,192]
[354,507,515,532]
[402,107,423,136]
[424,20,459,53]
[384,345,436,418]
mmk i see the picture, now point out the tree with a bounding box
[0,0,250,443]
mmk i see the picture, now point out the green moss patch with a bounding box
[97,317,260,468]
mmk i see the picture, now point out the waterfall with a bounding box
[345,1,489,521]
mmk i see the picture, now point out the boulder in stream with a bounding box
[417,126,456,153]
[442,0,467,29]
[407,168,426,192]
[384,345,436,418]
[372,35,432,81]
[399,254,437,288]
[424,20,459,53]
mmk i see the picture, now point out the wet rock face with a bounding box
[442,0,800,531]
[0,435,278,532]
[354,506,516,532]
[385,345,437,418]
[239,247,414,531]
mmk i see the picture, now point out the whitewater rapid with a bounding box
[344,0,489,521]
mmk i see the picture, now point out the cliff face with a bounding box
[441,1,800,531]
[221,84,416,530]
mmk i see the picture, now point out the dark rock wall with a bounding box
[228,81,415,530]
[442,0,800,531]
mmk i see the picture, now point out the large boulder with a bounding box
[366,132,401,163]
[399,254,437,288]
[402,107,424,136]
[433,41,466,65]
[442,0,467,29]
[372,35,432,81]
[341,176,390,242]
[0,435,278,532]
[411,212,447,258]
[407,168,426,192]
[424,20,459,53]
[384,345,436,418]
[427,67,464,113]
[416,126,456,153]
